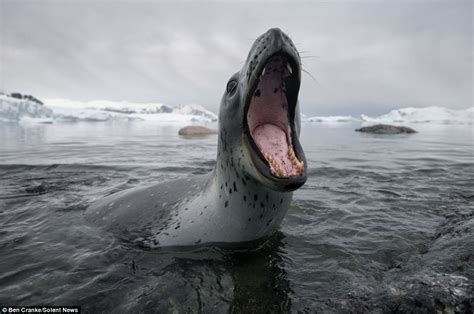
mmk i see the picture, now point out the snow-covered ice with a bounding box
[1,94,472,126]
[306,115,358,123]
[0,96,218,124]
[45,99,218,123]
[304,106,473,125]
[361,106,473,125]
[0,94,53,123]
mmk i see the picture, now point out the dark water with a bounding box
[0,121,472,313]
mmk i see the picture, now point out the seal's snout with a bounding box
[242,28,306,192]
[246,28,300,85]
[264,28,292,50]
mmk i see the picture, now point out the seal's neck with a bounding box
[208,140,292,234]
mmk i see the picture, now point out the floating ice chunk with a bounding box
[361,106,473,125]
[0,94,53,122]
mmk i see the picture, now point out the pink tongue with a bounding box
[252,124,293,175]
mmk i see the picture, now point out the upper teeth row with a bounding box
[261,63,293,76]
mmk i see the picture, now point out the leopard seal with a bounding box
[85,28,307,247]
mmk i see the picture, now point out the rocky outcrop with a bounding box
[178,126,218,137]
[356,124,416,134]
[9,92,44,105]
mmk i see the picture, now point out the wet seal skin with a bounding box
[85,28,307,247]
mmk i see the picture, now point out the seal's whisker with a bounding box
[302,68,318,83]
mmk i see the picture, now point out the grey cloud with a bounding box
[0,0,471,115]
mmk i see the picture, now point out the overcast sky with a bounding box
[0,0,472,115]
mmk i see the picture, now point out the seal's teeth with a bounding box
[294,165,300,176]
[289,151,303,175]
[286,63,293,74]
[262,67,266,76]
[297,161,305,176]
[275,163,285,177]
[287,146,304,176]
[270,157,285,177]
[263,152,271,162]
[288,146,296,158]
[273,162,281,176]
[263,151,278,176]
[263,150,296,178]
[288,147,299,167]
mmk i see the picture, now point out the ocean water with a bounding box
[0,121,472,312]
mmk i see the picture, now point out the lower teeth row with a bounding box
[263,147,304,177]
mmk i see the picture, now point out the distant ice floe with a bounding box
[0,94,53,123]
[45,99,218,123]
[0,95,218,124]
[1,93,472,126]
[305,115,358,123]
[304,106,473,125]
[361,106,473,125]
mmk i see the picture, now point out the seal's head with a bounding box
[219,28,307,192]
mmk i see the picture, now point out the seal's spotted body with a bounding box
[86,28,306,247]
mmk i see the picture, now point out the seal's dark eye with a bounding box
[226,79,238,95]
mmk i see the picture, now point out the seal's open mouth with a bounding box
[244,53,305,183]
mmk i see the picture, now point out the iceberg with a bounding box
[45,99,218,123]
[361,106,473,125]
[171,104,218,121]
[0,95,218,124]
[0,94,53,123]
